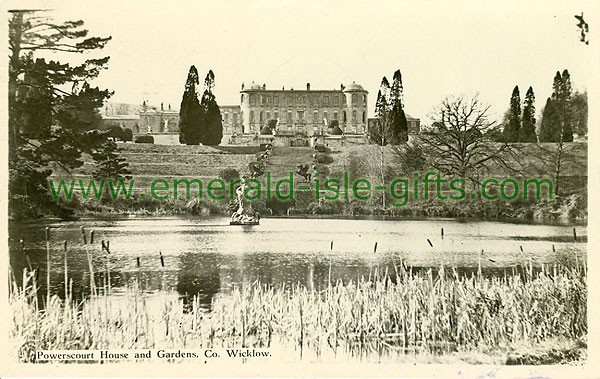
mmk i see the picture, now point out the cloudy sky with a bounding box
[35,0,597,124]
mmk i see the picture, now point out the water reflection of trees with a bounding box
[177,252,222,310]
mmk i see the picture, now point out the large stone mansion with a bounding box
[100,81,420,146]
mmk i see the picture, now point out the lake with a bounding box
[8,216,587,308]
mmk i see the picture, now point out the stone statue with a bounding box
[230,177,260,225]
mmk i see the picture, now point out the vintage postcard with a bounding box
[1,0,598,377]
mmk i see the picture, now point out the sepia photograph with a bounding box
[1,0,598,377]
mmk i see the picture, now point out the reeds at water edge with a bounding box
[9,254,587,363]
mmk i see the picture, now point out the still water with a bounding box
[9,216,586,307]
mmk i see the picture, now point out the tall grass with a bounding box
[9,261,586,363]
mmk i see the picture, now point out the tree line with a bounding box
[178,66,223,146]
[501,69,587,143]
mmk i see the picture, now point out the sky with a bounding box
[30,0,598,124]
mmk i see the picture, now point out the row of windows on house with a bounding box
[243,93,367,107]
[222,109,368,124]
[245,109,367,124]
[239,123,368,134]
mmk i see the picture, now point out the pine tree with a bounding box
[8,10,129,219]
[200,70,223,146]
[178,65,203,145]
[519,86,537,142]
[503,86,521,142]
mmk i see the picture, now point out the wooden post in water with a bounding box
[573,227,577,242]
[159,251,165,267]
[63,241,68,299]
[90,230,94,244]
[427,239,433,248]
[45,227,50,302]
[552,244,556,252]
[374,242,378,253]
[441,228,444,239]
[81,226,87,244]
[105,240,111,294]
[137,257,141,267]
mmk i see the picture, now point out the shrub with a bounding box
[135,135,155,144]
[314,145,330,153]
[314,153,333,164]
[313,164,330,176]
[219,168,240,183]
[122,128,133,142]
[108,125,125,141]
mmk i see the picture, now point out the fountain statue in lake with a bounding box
[230,144,273,225]
[230,177,260,225]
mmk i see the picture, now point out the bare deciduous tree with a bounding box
[421,94,521,184]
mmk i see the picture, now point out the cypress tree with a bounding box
[519,86,537,142]
[178,65,203,145]
[200,70,223,146]
[503,86,521,142]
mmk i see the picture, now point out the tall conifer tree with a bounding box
[559,69,573,142]
[503,86,521,142]
[201,70,223,146]
[519,86,537,142]
[388,70,408,143]
[178,65,203,145]
[539,97,559,142]
[540,70,574,142]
